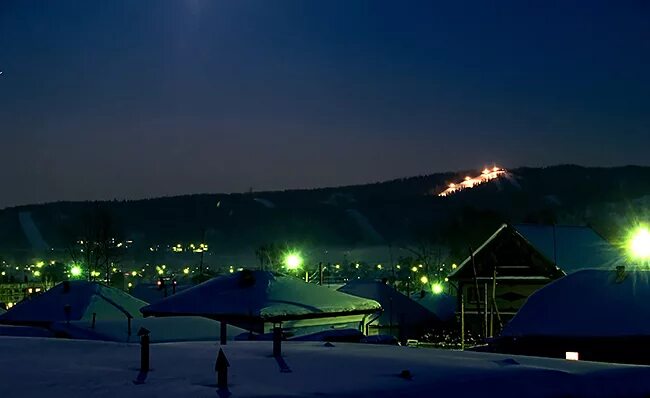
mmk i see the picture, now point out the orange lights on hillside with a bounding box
[439,167,506,197]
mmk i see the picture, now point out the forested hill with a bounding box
[1,165,650,262]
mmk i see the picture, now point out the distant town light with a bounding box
[452,263,457,269]
[432,283,443,295]
[419,275,428,284]
[377,264,382,270]
[565,352,579,361]
[411,266,418,273]
[183,267,190,275]
[131,271,138,277]
[628,226,650,260]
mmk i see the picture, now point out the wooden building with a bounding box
[447,223,623,337]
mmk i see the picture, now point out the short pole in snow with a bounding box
[273,325,282,357]
[220,321,227,345]
[215,348,230,391]
[64,304,71,324]
[138,327,151,372]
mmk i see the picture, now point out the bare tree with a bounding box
[66,206,122,284]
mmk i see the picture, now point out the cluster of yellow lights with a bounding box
[439,167,506,197]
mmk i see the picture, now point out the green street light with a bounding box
[284,253,303,270]
[628,226,650,260]
[70,265,82,277]
[432,283,444,295]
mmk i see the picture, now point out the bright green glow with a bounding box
[131,271,138,277]
[70,265,82,277]
[157,269,164,275]
[420,275,428,284]
[33,270,41,277]
[284,253,303,270]
[35,261,44,268]
[629,226,650,260]
[183,267,190,275]
[411,266,418,273]
[432,283,444,295]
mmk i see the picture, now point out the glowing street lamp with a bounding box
[419,275,428,284]
[284,253,303,270]
[628,226,650,260]
[70,265,82,278]
[432,283,444,295]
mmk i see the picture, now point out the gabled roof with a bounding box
[141,270,381,323]
[501,269,650,337]
[448,224,561,280]
[449,223,623,280]
[0,281,147,324]
[338,280,439,326]
[513,224,624,273]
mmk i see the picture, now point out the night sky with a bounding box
[1,1,649,209]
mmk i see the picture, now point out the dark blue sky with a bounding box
[1,1,649,208]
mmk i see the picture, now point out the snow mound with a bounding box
[0,281,147,325]
[141,270,381,322]
[2,337,650,397]
[502,269,650,337]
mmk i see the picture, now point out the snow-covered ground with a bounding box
[1,337,650,398]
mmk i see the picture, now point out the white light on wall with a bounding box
[565,351,579,361]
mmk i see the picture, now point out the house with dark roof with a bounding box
[447,223,623,337]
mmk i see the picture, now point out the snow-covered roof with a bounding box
[141,270,381,322]
[513,224,624,273]
[502,268,650,338]
[0,281,147,324]
[338,280,439,326]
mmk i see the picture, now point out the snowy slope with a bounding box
[142,271,381,321]
[0,281,147,324]
[2,337,650,397]
[502,269,650,337]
